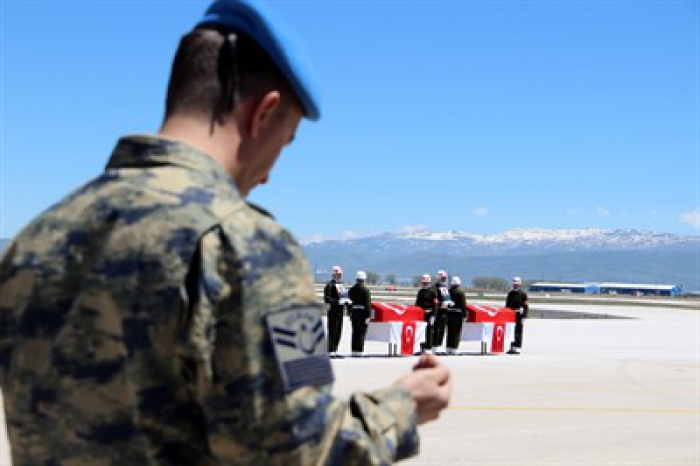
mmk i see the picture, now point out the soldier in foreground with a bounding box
[0,1,452,464]
[506,276,530,355]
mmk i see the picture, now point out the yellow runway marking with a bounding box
[449,406,699,414]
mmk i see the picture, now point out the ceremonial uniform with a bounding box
[505,287,529,352]
[446,285,467,352]
[323,278,347,355]
[0,137,419,465]
[432,280,451,349]
[415,286,438,351]
[348,281,372,354]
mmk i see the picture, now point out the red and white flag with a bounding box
[491,323,506,353]
[401,322,417,355]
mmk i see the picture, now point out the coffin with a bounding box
[466,304,516,323]
[371,302,425,322]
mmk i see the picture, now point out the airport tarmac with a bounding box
[1,303,698,465]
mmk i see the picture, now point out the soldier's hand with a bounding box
[396,355,452,425]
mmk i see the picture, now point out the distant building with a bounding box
[598,283,682,297]
[529,282,682,297]
[529,282,599,294]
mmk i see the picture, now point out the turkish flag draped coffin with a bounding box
[371,302,425,322]
[463,304,515,354]
[466,304,516,323]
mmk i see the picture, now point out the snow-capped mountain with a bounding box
[304,228,699,255]
[1,229,697,289]
[303,228,700,290]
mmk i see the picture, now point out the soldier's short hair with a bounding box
[164,26,298,129]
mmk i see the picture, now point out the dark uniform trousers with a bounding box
[350,308,370,352]
[433,310,447,348]
[422,311,435,351]
[445,311,463,349]
[327,306,344,353]
[513,311,524,348]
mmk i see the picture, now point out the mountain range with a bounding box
[302,228,700,291]
[1,228,698,290]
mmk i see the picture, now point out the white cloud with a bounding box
[473,207,489,218]
[397,225,428,234]
[680,209,700,229]
[595,207,611,218]
[300,230,374,245]
[340,230,360,240]
[566,207,583,215]
[300,233,335,245]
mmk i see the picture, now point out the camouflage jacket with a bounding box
[0,136,419,465]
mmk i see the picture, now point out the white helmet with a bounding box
[421,274,431,283]
[356,270,367,280]
[513,276,522,284]
[332,265,343,274]
[451,276,461,286]
[437,270,447,279]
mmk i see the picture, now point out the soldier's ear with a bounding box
[248,91,282,139]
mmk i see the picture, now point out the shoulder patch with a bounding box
[266,307,334,392]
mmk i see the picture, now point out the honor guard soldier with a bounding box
[0,1,452,464]
[446,276,467,355]
[324,265,349,358]
[506,276,530,355]
[416,274,439,354]
[432,270,453,353]
[348,270,372,357]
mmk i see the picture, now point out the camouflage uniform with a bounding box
[0,136,419,465]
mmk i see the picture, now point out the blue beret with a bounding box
[197,0,321,121]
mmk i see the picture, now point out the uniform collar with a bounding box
[106,135,240,198]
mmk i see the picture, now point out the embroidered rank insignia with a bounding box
[266,307,334,392]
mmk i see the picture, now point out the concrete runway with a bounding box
[1,303,698,465]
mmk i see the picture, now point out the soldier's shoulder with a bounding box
[219,200,278,230]
[246,201,274,219]
[217,200,303,254]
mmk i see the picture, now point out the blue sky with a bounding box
[1,0,698,243]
